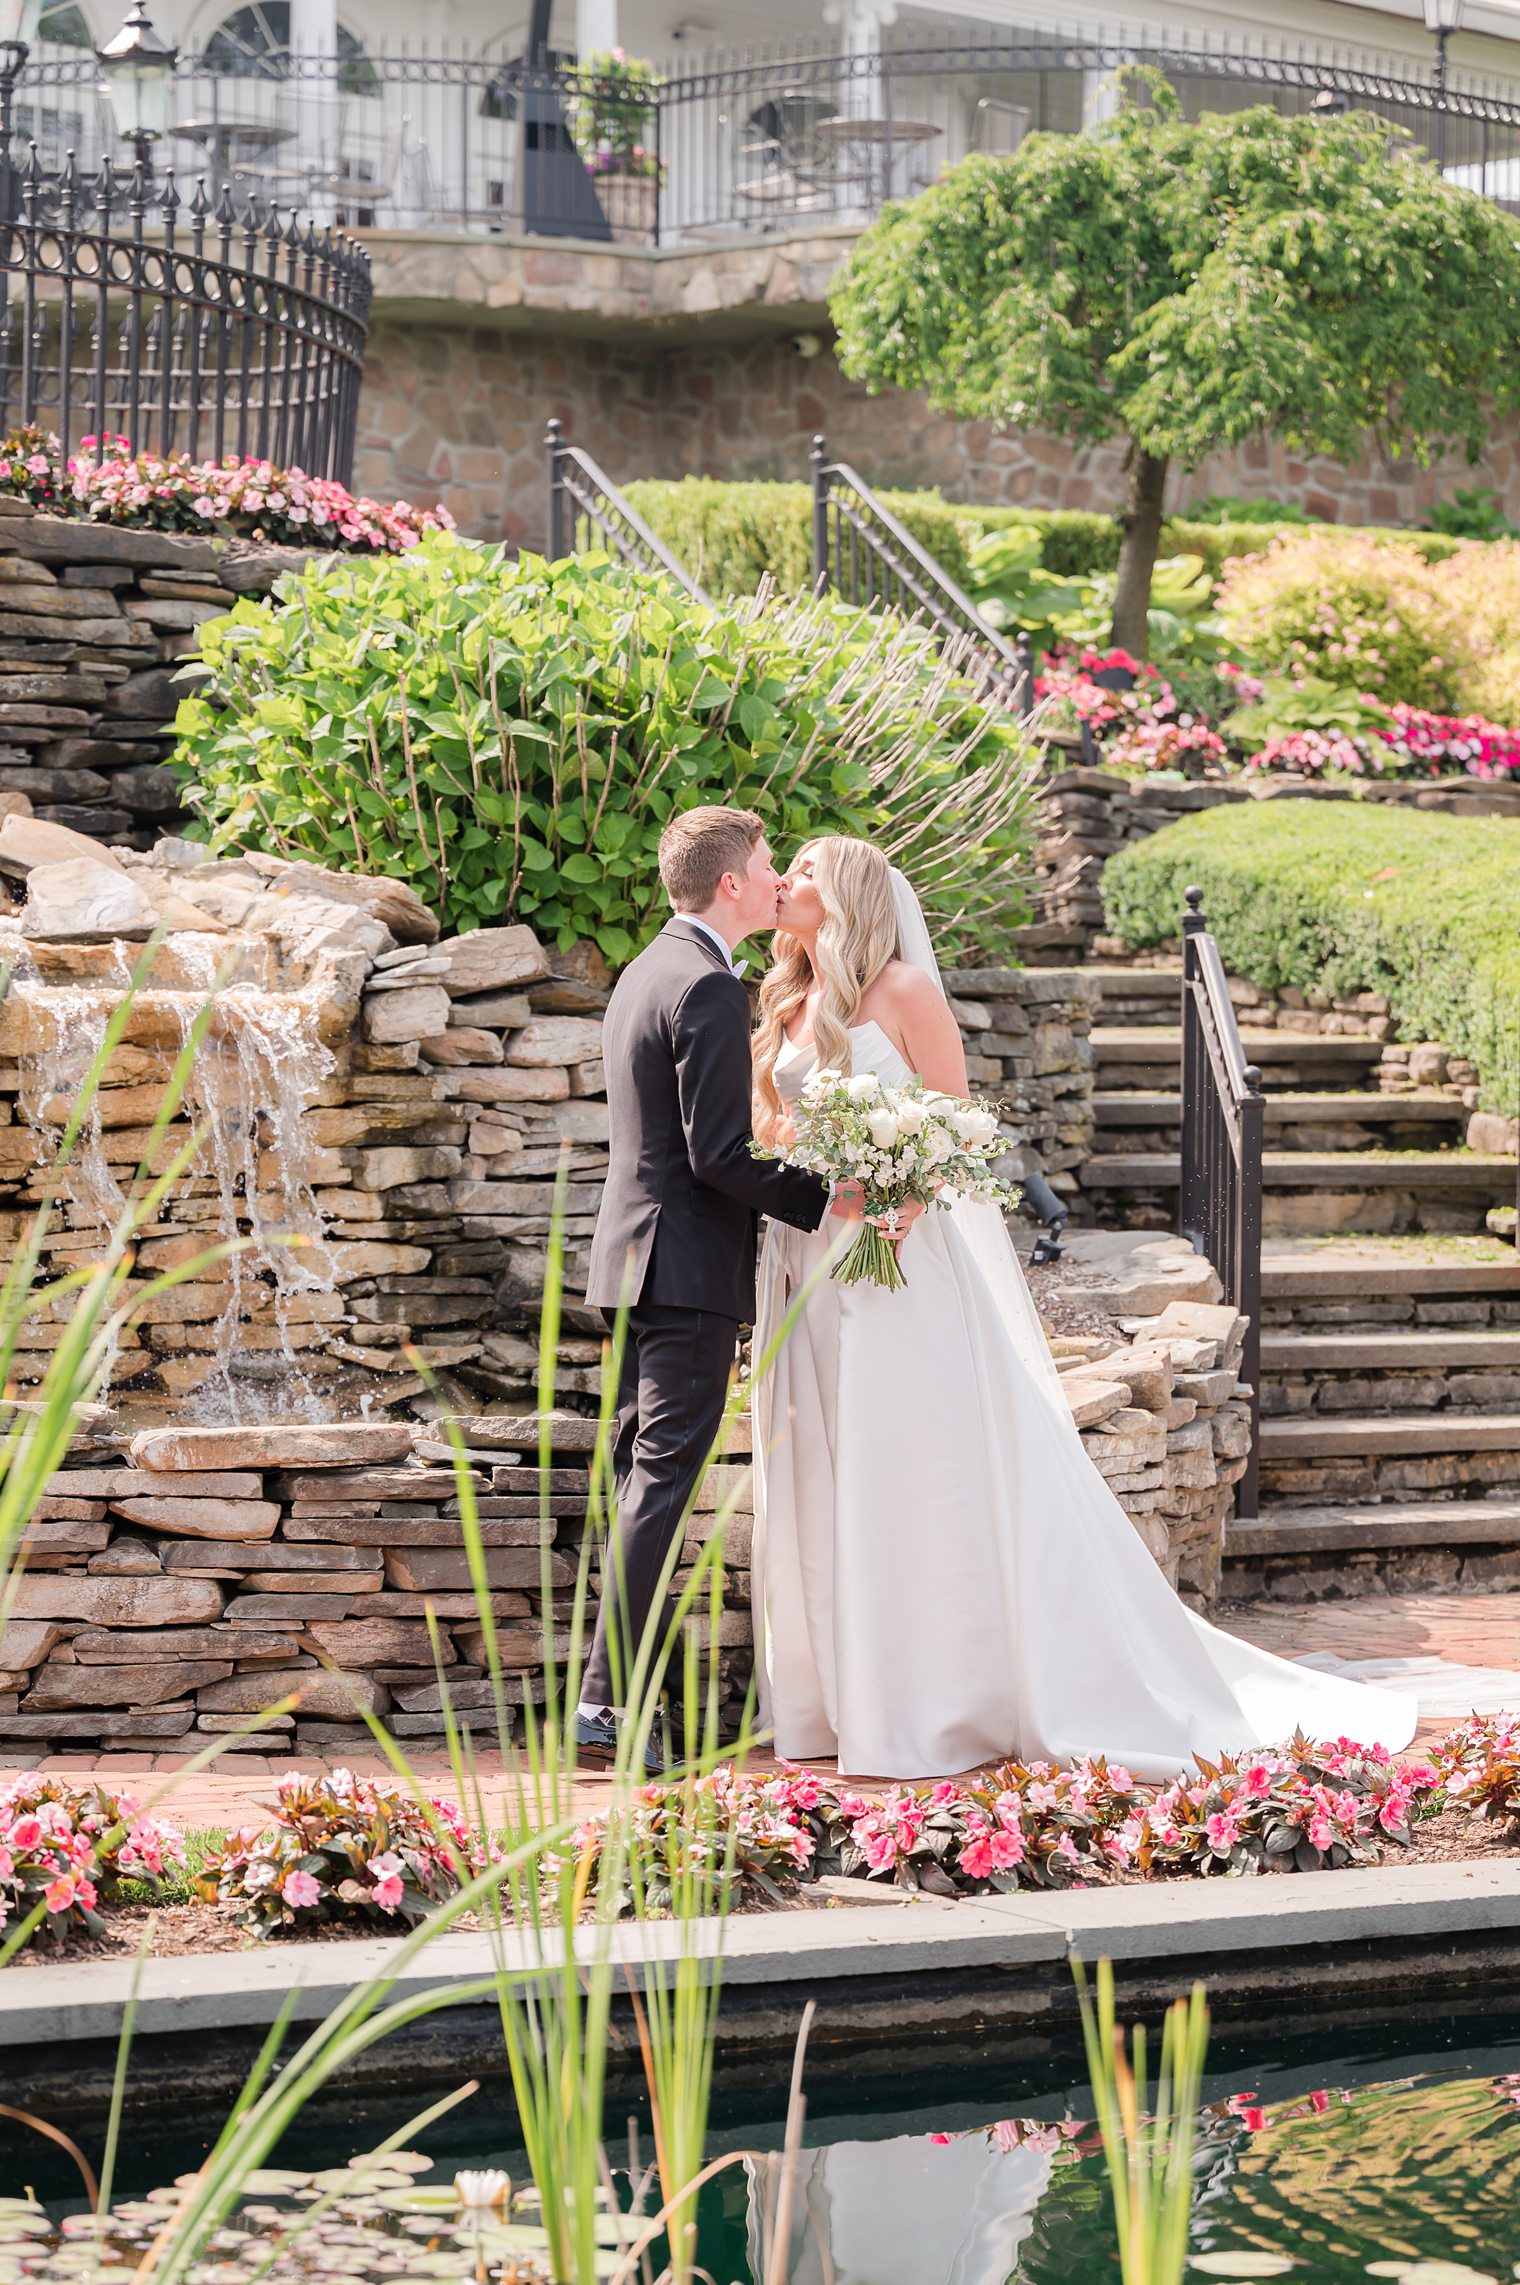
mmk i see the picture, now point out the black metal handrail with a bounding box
[545,417,707,600]
[1179,884,1264,1520]
[0,147,370,480]
[810,433,1034,712]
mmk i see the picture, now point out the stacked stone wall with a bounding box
[0,1298,1250,1759]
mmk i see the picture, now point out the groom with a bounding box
[579,805,853,1765]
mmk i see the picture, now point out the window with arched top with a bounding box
[201,2,379,93]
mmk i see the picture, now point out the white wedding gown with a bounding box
[751,1019,1417,1781]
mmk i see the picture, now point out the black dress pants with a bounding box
[581,1301,740,1708]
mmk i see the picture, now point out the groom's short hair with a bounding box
[659,806,764,912]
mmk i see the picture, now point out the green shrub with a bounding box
[172,533,1036,965]
[624,480,1463,603]
[1214,529,1472,706]
[1102,800,1520,1110]
[623,476,976,594]
[1184,494,1312,526]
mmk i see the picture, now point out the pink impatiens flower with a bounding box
[281,1869,321,1910]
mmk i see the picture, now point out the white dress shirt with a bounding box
[681,914,746,976]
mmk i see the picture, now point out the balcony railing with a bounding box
[8,19,1520,249]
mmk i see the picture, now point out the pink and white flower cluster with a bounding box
[0,423,451,553]
[1104,718,1229,777]
[202,1766,493,1932]
[1376,702,1520,778]
[0,1775,185,1947]
[578,1737,1451,1913]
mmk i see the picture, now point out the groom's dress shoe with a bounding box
[574,1708,668,1775]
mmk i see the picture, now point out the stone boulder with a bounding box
[21,857,157,942]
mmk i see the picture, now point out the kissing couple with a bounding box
[580,805,1414,1780]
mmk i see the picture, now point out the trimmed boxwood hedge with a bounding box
[1102,800,1520,1114]
[622,479,1460,596]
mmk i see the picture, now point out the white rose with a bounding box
[924,1127,955,1165]
[951,1109,978,1143]
[895,1100,925,1134]
[845,1073,881,1102]
[867,1107,899,1148]
[969,1110,1000,1147]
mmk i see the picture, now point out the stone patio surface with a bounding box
[4,1594,1518,1830]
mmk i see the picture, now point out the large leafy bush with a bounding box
[172,535,1037,964]
[1102,799,1520,1110]
[1215,529,1472,707]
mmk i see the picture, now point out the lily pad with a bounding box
[1191,2260,1295,2279]
[1366,2268,1501,2285]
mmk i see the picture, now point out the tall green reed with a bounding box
[1075,1955,1211,2285]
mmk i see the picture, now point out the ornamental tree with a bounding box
[829,80,1520,655]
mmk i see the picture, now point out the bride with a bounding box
[748,835,1416,1782]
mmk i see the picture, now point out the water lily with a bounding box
[454,2169,511,2211]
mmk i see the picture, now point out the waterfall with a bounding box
[15,944,340,1424]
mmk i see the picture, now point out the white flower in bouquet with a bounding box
[755,1070,1020,1292]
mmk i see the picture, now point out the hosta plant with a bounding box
[200,1767,493,1931]
[0,1775,186,1947]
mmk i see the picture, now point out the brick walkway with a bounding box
[7,1595,1519,1827]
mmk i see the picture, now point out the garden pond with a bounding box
[11,2001,1520,2283]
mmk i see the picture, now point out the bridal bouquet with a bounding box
[768,1069,1018,1291]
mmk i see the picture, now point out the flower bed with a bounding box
[0,425,450,552]
[12,1717,1520,1957]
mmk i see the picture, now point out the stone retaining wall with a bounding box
[0,499,319,851]
[0,1291,1251,1758]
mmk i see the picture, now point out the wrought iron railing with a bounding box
[810,433,1034,710]
[1179,885,1264,1519]
[545,417,707,600]
[0,146,370,479]
[8,20,1520,245]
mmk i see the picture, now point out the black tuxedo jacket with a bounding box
[585,917,830,1319]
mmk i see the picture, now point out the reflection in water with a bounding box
[736,2072,1520,2283]
[746,2131,1057,2285]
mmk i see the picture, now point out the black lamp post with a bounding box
[1425,0,1465,173]
[97,0,178,180]
[0,0,40,221]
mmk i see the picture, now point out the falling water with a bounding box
[15,940,339,1423]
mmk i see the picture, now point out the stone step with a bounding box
[1231,1496,1520,1555]
[1262,1411,1520,1458]
[1093,1091,1464,1130]
[1258,1408,1520,1511]
[1221,1497,1520,1600]
[1092,1028,1384,1086]
[1261,1329,1520,1372]
[1083,1152,1513,1193]
[1261,1328,1520,1417]
[1262,1245,1520,1302]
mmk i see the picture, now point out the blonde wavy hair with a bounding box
[753,837,901,1144]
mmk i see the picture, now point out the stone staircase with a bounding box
[1074,965,1520,1603]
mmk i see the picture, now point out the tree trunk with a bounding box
[1110,445,1169,658]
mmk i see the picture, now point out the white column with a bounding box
[291,0,339,212]
[575,0,618,59]
[824,0,896,118]
[1081,67,1122,131]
